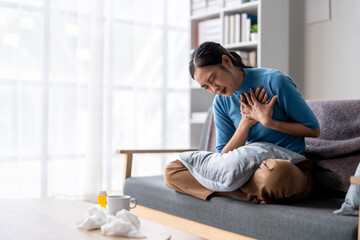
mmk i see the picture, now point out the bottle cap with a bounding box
[97,190,107,196]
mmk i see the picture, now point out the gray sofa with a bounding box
[122,99,359,240]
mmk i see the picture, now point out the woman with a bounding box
[165,42,320,204]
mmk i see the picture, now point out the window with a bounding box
[0,0,190,199]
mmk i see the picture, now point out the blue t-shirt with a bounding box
[213,68,319,154]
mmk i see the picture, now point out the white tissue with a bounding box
[101,219,144,238]
[77,205,145,238]
[77,205,107,230]
[115,209,140,229]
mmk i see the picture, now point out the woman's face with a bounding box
[193,57,240,97]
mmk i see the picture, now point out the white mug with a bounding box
[106,195,137,215]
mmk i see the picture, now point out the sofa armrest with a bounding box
[116,149,198,154]
[116,148,198,190]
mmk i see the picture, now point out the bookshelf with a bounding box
[189,0,289,148]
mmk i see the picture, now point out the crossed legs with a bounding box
[164,158,313,204]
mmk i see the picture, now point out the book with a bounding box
[192,0,206,8]
[241,13,246,42]
[234,50,257,67]
[241,13,257,42]
[207,0,221,7]
[191,0,206,15]
[235,13,241,43]
[229,15,235,44]
[245,18,251,42]
[198,18,221,45]
[191,0,221,15]
[235,50,249,66]
[249,50,257,67]
[224,15,229,44]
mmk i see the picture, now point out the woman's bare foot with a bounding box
[257,196,273,204]
[213,191,274,204]
[213,189,247,201]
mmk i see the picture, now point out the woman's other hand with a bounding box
[241,88,278,126]
[240,87,269,127]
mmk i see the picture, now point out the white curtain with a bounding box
[0,0,189,201]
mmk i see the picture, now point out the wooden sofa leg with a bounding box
[122,153,133,194]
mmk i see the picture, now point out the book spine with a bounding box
[241,13,247,42]
[249,50,257,67]
[245,18,251,42]
[224,15,229,44]
[239,51,249,66]
[198,21,204,45]
[235,13,241,43]
[229,15,235,44]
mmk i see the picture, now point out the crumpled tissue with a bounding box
[77,205,145,238]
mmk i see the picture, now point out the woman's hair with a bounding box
[189,41,252,79]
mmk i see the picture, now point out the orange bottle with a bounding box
[97,191,107,208]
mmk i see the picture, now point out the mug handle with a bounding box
[130,198,137,209]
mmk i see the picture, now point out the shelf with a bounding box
[192,41,258,52]
[190,10,220,21]
[223,41,258,50]
[190,2,258,21]
[223,1,258,15]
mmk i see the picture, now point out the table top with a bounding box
[0,198,203,240]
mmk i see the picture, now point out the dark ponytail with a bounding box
[189,41,252,79]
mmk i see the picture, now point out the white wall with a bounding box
[289,0,360,100]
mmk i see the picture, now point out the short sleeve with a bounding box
[269,73,319,129]
[213,96,236,153]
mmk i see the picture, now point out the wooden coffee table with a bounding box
[0,198,204,240]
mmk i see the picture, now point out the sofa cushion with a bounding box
[125,175,358,240]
